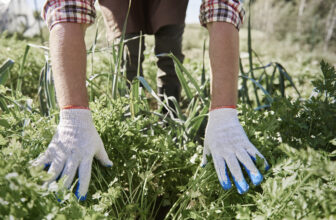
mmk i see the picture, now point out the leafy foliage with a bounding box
[272,61,336,152]
[1,61,336,218]
[0,21,335,219]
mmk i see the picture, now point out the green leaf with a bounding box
[241,75,273,104]
[137,76,171,113]
[16,45,30,95]
[112,1,131,99]
[0,59,14,85]
[156,53,193,101]
[167,53,205,102]
[275,63,300,96]
[0,119,10,128]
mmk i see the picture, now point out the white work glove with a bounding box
[202,108,269,194]
[33,109,113,201]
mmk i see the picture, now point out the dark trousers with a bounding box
[123,24,185,102]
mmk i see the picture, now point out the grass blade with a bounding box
[130,32,143,118]
[112,0,131,99]
[241,75,273,104]
[137,76,171,113]
[16,45,30,95]
[45,62,56,111]
[187,105,208,139]
[254,104,271,111]
[168,53,205,101]
[166,96,185,121]
[0,98,9,113]
[279,66,285,97]
[201,39,206,85]
[276,62,300,96]
[130,79,140,118]
[239,57,251,105]
[0,59,14,85]
[89,19,100,102]
[247,1,260,106]
[157,54,193,101]
[0,119,10,128]
[38,63,48,115]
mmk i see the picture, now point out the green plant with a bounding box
[271,61,336,152]
[1,5,335,218]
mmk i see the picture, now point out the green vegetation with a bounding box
[250,0,336,51]
[0,6,336,219]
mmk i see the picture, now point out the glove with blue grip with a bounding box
[202,108,269,194]
[33,109,113,201]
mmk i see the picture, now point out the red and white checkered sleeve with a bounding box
[199,0,245,30]
[41,0,96,31]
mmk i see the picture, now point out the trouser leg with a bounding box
[155,24,185,103]
[123,33,145,83]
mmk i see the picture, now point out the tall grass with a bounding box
[0,2,314,219]
[0,0,301,159]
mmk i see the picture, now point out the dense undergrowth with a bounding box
[0,9,336,217]
[0,59,335,218]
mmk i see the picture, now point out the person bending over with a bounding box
[34,0,269,201]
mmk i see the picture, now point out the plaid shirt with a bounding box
[199,0,245,29]
[42,0,245,31]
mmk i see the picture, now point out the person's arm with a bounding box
[207,22,239,109]
[200,0,269,194]
[42,0,96,108]
[50,23,89,108]
[33,1,112,201]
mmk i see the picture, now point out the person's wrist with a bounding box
[208,107,239,124]
[62,105,90,110]
[59,109,94,128]
[210,105,236,112]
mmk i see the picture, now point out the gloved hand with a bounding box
[202,108,269,194]
[33,109,113,201]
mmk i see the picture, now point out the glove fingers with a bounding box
[33,152,51,168]
[245,144,270,171]
[235,150,263,186]
[212,155,231,190]
[225,155,249,194]
[201,143,211,167]
[60,158,79,189]
[94,142,113,167]
[76,158,93,201]
[33,139,59,168]
[46,157,66,184]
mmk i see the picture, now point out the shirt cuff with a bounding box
[199,0,245,30]
[41,0,96,31]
